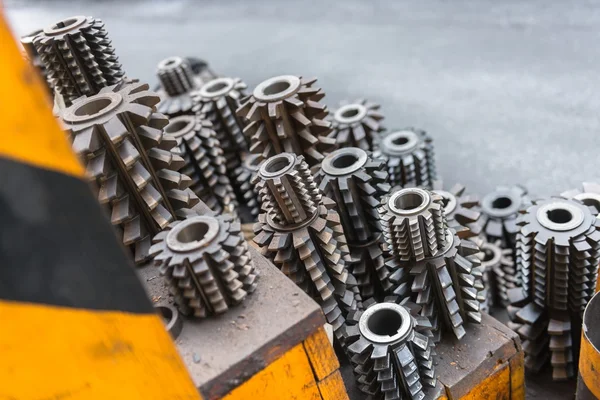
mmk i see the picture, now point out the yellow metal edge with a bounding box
[0,300,201,399]
[0,12,85,178]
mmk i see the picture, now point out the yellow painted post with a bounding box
[577,291,600,399]
[0,11,202,399]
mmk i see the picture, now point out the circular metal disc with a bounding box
[359,303,412,344]
[433,189,457,216]
[44,16,87,35]
[253,75,301,102]
[321,147,368,176]
[536,201,585,232]
[259,153,296,178]
[380,130,419,155]
[334,103,368,124]
[166,216,220,252]
[198,77,235,98]
[164,115,196,138]
[388,188,431,215]
[62,92,123,123]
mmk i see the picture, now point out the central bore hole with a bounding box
[164,58,179,66]
[492,196,512,209]
[206,81,228,93]
[332,154,358,169]
[74,98,112,117]
[395,192,425,211]
[176,222,209,244]
[392,135,409,146]
[367,309,403,336]
[263,80,291,96]
[156,306,173,325]
[264,157,291,174]
[483,248,495,262]
[165,119,192,134]
[440,194,451,209]
[341,107,359,118]
[581,198,600,212]
[52,18,79,30]
[547,208,573,224]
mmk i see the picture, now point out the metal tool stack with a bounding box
[20,13,600,399]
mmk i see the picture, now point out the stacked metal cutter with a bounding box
[23,13,600,398]
[24,15,260,322]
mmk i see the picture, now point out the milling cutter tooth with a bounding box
[509,195,600,380]
[328,99,385,151]
[373,128,436,188]
[315,147,392,298]
[232,154,262,222]
[475,238,516,308]
[193,77,249,195]
[155,56,216,117]
[59,81,200,264]
[252,152,361,344]
[409,230,484,341]
[150,214,258,318]
[164,114,237,215]
[344,299,436,399]
[432,180,484,239]
[34,16,124,106]
[480,185,530,249]
[380,188,447,262]
[237,75,335,166]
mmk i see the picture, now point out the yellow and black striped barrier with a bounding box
[577,291,600,399]
[0,12,201,399]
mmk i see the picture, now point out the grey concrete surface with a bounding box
[6,0,600,200]
[4,1,596,398]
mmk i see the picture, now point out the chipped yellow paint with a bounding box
[223,343,322,400]
[0,13,84,178]
[509,352,525,400]
[304,327,340,380]
[0,301,201,399]
[579,330,600,399]
[460,364,511,400]
[317,370,349,400]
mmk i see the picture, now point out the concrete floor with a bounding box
[5,1,596,398]
[6,0,600,199]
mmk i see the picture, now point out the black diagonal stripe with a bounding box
[0,157,153,313]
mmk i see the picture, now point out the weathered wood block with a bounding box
[138,247,349,400]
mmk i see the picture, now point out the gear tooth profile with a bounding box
[316,147,392,298]
[480,185,530,249]
[233,154,262,223]
[150,214,258,318]
[476,238,516,309]
[155,56,217,117]
[329,99,385,151]
[509,196,600,380]
[409,229,484,341]
[33,16,125,106]
[431,180,484,239]
[373,128,436,188]
[236,75,336,167]
[345,299,436,399]
[252,152,361,344]
[59,80,199,264]
[193,77,249,180]
[560,182,600,216]
[379,188,447,262]
[164,114,237,215]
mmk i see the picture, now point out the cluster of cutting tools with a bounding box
[20,14,600,399]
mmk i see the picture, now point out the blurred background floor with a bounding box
[6,0,600,199]
[4,1,595,398]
